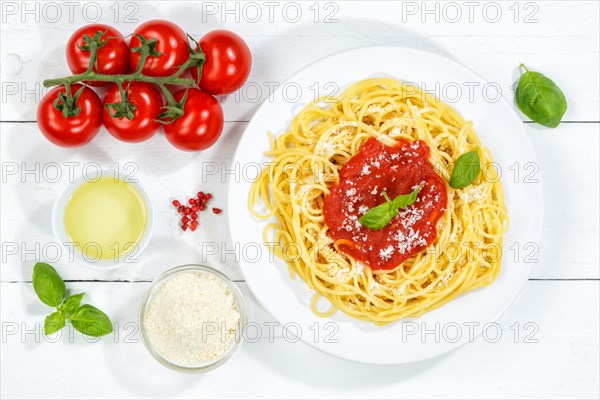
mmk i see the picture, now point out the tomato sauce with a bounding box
[323,138,447,271]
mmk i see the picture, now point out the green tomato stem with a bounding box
[43,73,196,92]
[43,31,199,109]
[133,47,150,75]
[156,82,177,106]
[86,41,98,74]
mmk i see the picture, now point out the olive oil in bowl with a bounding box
[52,171,154,269]
[64,177,147,261]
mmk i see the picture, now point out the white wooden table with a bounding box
[1,1,599,398]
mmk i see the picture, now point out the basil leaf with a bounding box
[358,202,396,230]
[32,262,66,307]
[60,293,85,318]
[44,311,65,335]
[70,305,113,337]
[515,64,567,128]
[450,150,480,189]
[359,185,423,230]
[391,183,423,209]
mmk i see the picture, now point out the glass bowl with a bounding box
[139,264,247,373]
[51,168,154,270]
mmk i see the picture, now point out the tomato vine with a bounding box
[43,30,205,122]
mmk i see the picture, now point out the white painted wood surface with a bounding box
[1,1,598,399]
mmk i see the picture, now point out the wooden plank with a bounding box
[1,1,598,122]
[1,122,597,281]
[529,123,600,279]
[1,280,598,399]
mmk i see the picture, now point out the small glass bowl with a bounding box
[139,264,247,373]
[51,168,154,270]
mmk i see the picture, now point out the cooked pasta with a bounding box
[250,78,508,325]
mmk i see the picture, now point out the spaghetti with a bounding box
[249,78,508,325]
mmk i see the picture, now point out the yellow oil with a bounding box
[64,177,147,261]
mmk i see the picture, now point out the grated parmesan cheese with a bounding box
[143,271,240,366]
[379,245,394,260]
[315,140,335,158]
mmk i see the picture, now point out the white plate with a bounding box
[228,46,543,364]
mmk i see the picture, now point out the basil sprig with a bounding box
[32,262,66,307]
[44,312,65,335]
[32,262,113,337]
[59,292,85,317]
[359,184,423,230]
[515,64,567,128]
[70,305,113,336]
[450,149,481,189]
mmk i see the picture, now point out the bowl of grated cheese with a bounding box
[139,264,246,373]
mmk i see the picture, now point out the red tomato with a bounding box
[129,20,189,77]
[164,89,224,151]
[102,82,163,143]
[37,84,102,147]
[66,24,129,86]
[192,30,251,95]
